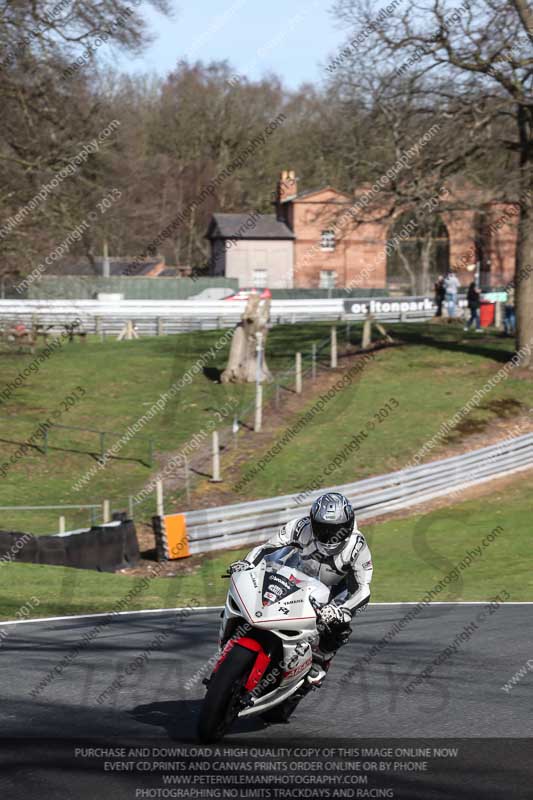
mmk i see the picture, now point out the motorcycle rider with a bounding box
[228,492,373,719]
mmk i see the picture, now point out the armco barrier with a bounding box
[176,433,533,556]
[0,295,464,334]
[0,519,139,571]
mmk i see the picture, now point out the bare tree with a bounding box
[331,0,533,363]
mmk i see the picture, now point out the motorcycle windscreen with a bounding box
[261,570,302,607]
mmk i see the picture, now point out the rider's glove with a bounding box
[319,604,352,628]
[228,559,252,574]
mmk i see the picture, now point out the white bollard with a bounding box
[102,499,111,523]
[59,516,65,535]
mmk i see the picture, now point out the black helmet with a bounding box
[310,492,355,554]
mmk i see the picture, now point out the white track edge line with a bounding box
[2,602,533,626]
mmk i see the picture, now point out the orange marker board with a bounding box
[163,513,190,559]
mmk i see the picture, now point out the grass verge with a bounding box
[1,471,530,621]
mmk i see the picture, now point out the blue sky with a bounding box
[120,0,347,88]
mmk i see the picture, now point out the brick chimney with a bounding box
[277,170,298,203]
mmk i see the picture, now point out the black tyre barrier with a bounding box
[65,530,100,571]
[13,533,39,564]
[122,520,140,566]
[0,520,139,572]
[93,526,126,573]
[0,531,15,559]
[37,537,67,567]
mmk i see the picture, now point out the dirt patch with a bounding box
[442,398,528,444]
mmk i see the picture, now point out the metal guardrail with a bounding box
[183,433,533,555]
[0,296,466,334]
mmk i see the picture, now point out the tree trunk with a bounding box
[221,294,272,383]
[419,236,434,295]
[398,249,416,294]
[516,108,533,368]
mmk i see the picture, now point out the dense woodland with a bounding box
[0,1,532,358]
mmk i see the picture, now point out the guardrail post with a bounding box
[295,352,302,394]
[156,480,164,516]
[210,431,222,482]
[330,326,338,368]
[102,499,110,523]
[59,515,65,535]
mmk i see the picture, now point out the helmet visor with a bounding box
[312,520,352,546]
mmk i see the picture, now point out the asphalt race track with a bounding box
[1,604,532,799]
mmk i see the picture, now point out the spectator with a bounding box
[444,270,461,319]
[464,281,481,332]
[434,275,445,317]
[504,286,516,335]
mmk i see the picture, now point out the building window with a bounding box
[321,230,336,251]
[320,270,337,289]
[253,268,267,288]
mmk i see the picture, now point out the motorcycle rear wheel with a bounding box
[197,644,257,743]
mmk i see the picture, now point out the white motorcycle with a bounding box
[197,546,331,742]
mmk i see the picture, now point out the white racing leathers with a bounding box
[246,516,373,620]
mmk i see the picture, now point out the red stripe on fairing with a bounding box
[212,635,271,690]
[231,577,316,624]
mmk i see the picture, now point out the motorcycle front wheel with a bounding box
[197,644,257,743]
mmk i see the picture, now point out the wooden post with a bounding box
[102,499,110,523]
[362,314,372,349]
[295,352,302,394]
[211,431,222,482]
[312,343,317,382]
[330,326,338,368]
[59,515,65,535]
[156,480,164,516]
[183,455,191,501]
[254,332,263,433]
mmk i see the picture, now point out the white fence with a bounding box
[0,296,462,334]
[183,433,533,555]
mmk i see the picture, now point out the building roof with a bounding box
[206,213,294,240]
[45,258,165,277]
[290,186,353,203]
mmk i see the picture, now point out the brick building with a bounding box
[207,171,518,291]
